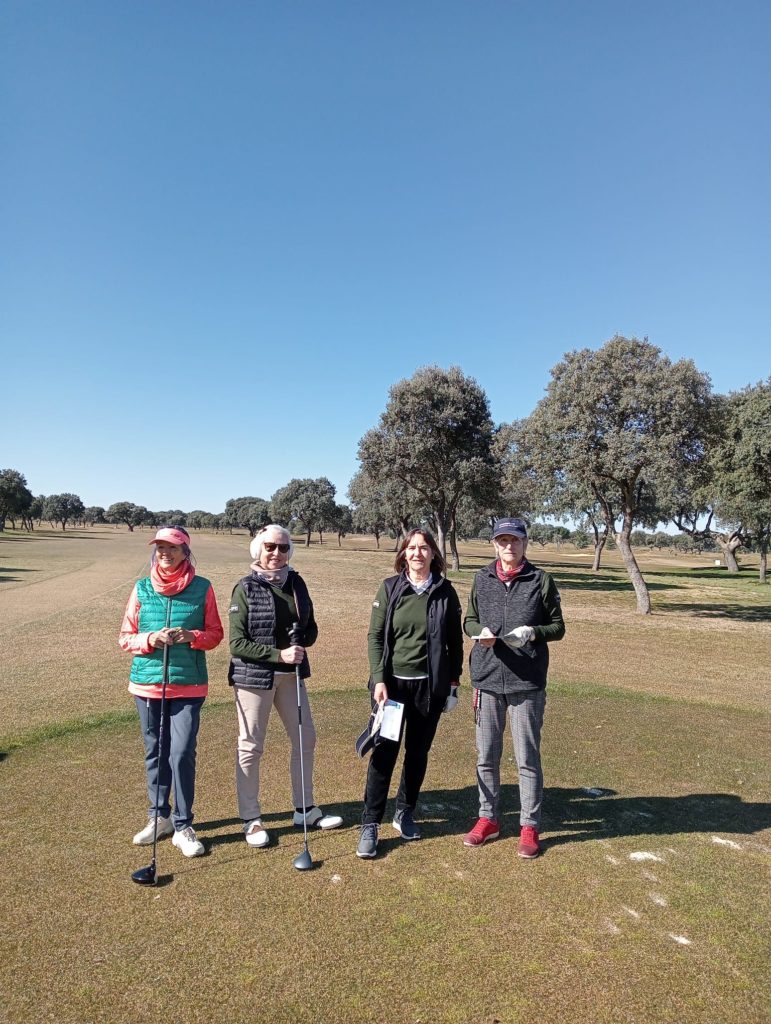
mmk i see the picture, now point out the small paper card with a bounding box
[379,699,404,742]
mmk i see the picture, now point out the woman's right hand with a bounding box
[476,627,497,648]
[373,682,388,705]
[149,629,174,649]
[279,645,305,665]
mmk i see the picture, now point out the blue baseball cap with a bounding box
[492,517,528,540]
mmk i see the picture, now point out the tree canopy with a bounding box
[43,493,85,531]
[712,378,771,582]
[0,469,33,531]
[357,365,497,568]
[518,336,714,612]
[270,477,337,546]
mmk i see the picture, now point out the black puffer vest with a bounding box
[228,571,312,690]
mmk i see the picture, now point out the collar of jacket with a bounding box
[484,559,533,579]
[393,571,446,600]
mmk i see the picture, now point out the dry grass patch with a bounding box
[2,530,770,747]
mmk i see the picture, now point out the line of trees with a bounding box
[2,339,769,608]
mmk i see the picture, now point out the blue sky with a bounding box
[2,1,769,513]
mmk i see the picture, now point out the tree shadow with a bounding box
[536,786,770,845]
[0,567,39,582]
[653,602,771,622]
[549,571,683,592]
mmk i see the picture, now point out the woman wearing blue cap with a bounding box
[462,517,565,858]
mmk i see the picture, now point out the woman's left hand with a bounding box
[171,628,196,644]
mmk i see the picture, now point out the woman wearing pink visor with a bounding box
[119,526,223,858]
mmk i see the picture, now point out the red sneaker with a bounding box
[517,825,541,859]
[463,817,500,847]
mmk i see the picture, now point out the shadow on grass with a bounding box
[194,785,770,855]
[654,602,771,621]
[542,786,771,845]
[549,571,682,592]
[0,567,39,583]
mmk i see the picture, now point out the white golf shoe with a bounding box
[293,806,343,830]
[244,819,270,848]
[133,815,174,846]
[171,825,205,858]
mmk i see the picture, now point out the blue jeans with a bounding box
[135,695,205,830]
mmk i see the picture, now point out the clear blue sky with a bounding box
[3,1,769,513]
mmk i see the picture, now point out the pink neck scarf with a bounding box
[496,559,526,584]
[150,560,196,596]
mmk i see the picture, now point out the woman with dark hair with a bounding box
[119,526,223,858]
[356,528,463,859]
[228,524,342,848]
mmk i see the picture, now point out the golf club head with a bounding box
[292,848,313,871]
[131,863,158,886]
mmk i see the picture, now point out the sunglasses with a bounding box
[263,542,290,553]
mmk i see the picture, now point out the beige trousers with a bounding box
[234,673,316,822]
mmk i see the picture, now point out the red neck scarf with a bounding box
[496,559,526,584]
[150,559,196,596]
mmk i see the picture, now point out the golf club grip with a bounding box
[289,620,304,646]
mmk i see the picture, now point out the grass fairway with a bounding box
[1,528,769,1023]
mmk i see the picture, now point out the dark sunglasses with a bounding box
[263,542,290,553]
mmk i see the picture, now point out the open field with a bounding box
[1,528,769,1023]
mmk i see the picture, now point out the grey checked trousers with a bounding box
[475,688,546,827]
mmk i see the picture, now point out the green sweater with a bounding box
[368,582,433,682]
[229,579,317,665]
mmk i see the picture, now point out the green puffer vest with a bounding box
[129,575,210,686]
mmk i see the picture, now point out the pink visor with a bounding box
[149,527,190,547]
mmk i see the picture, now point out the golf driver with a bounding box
[289,621,313,871]
[132,600,173,886]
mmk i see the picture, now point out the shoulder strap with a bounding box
[290,572,311,630]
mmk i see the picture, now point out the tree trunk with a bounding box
[374,529,380,549]
[715,534,741,572]
[759,534,768,584]
[435,520,447,561]
[337,533,342,548]
[449,528,460,572]
[615,529,652,614]
[0,517,5,532]
[590,520,607,571]
[305,528,311,547]
[448,509,460,571]
[317,529,324,545]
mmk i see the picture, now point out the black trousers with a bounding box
[362,677,445,825]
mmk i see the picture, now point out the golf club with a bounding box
[289,621,313,871]
[132,599,173,886]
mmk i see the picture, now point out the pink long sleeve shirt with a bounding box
[119,583,224,699]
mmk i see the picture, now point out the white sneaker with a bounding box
[171,826,205,858]
[293,806,343,830]
[133,815,174,846]
[244,819,270,848]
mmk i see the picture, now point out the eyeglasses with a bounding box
[263,542,290,553]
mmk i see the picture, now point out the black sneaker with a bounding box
[356,822,379,859]
[392,807,421,841]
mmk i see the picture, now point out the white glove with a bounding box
[504,625,536,649]
[443,685,459,713]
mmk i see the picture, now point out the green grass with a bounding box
[1,688,769,1024]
